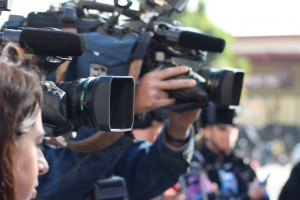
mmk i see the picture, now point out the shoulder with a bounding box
[230,152,249,166]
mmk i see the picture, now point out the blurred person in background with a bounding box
[0,43,49,200]
[290,143,300,167]
[178,102,269,200]
[278,161,300,200]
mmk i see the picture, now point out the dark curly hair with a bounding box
[0,42,43,200]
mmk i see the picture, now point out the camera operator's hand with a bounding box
[134,66,197,114]
[248,178,268,200]
[166,108,201,147]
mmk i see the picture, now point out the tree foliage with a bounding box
[168,0,250,74]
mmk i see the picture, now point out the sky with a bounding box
[1,0,300,36]
[200,0,300,36]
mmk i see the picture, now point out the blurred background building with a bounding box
[234,35,300,165]
[232,35,300,199]
[235,35,300,127]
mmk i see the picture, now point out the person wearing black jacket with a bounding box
[180,103,269,200]
[278,161,300,200]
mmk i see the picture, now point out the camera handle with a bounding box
[66,132,126,153]
[102,0,132,34]
[0,0,12,14]
[114,0,132,9]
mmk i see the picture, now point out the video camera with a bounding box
[76,0,244,112]
[0,26,135,137]
[24,0,243,111]
[42,76,134,137]
[165,67,244,112]
[3,0,244,125]
[140,21,244,111]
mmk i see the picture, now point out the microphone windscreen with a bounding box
[179,31,225,53]
[19,28,86,56]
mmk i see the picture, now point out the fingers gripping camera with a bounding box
[167,67,244,112]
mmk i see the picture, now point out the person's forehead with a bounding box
[28,115,44,138]
[214,124,234,129]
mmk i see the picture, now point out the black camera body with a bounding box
[93,176,128,200]
[141,21,243,112]
[0,0,11,11]
[165,66,244,112]
[42,76,135,137]
[41,81,70,136]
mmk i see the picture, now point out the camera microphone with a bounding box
[1,27,86,56]
[178,31,225,53]
[155,27,225,53]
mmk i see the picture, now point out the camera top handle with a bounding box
[0,0,11,15]
[77,0,141,20]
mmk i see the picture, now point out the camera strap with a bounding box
[128,31,153,81]
[66,131,127,153]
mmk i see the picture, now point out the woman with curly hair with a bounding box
[0,43,49,200]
